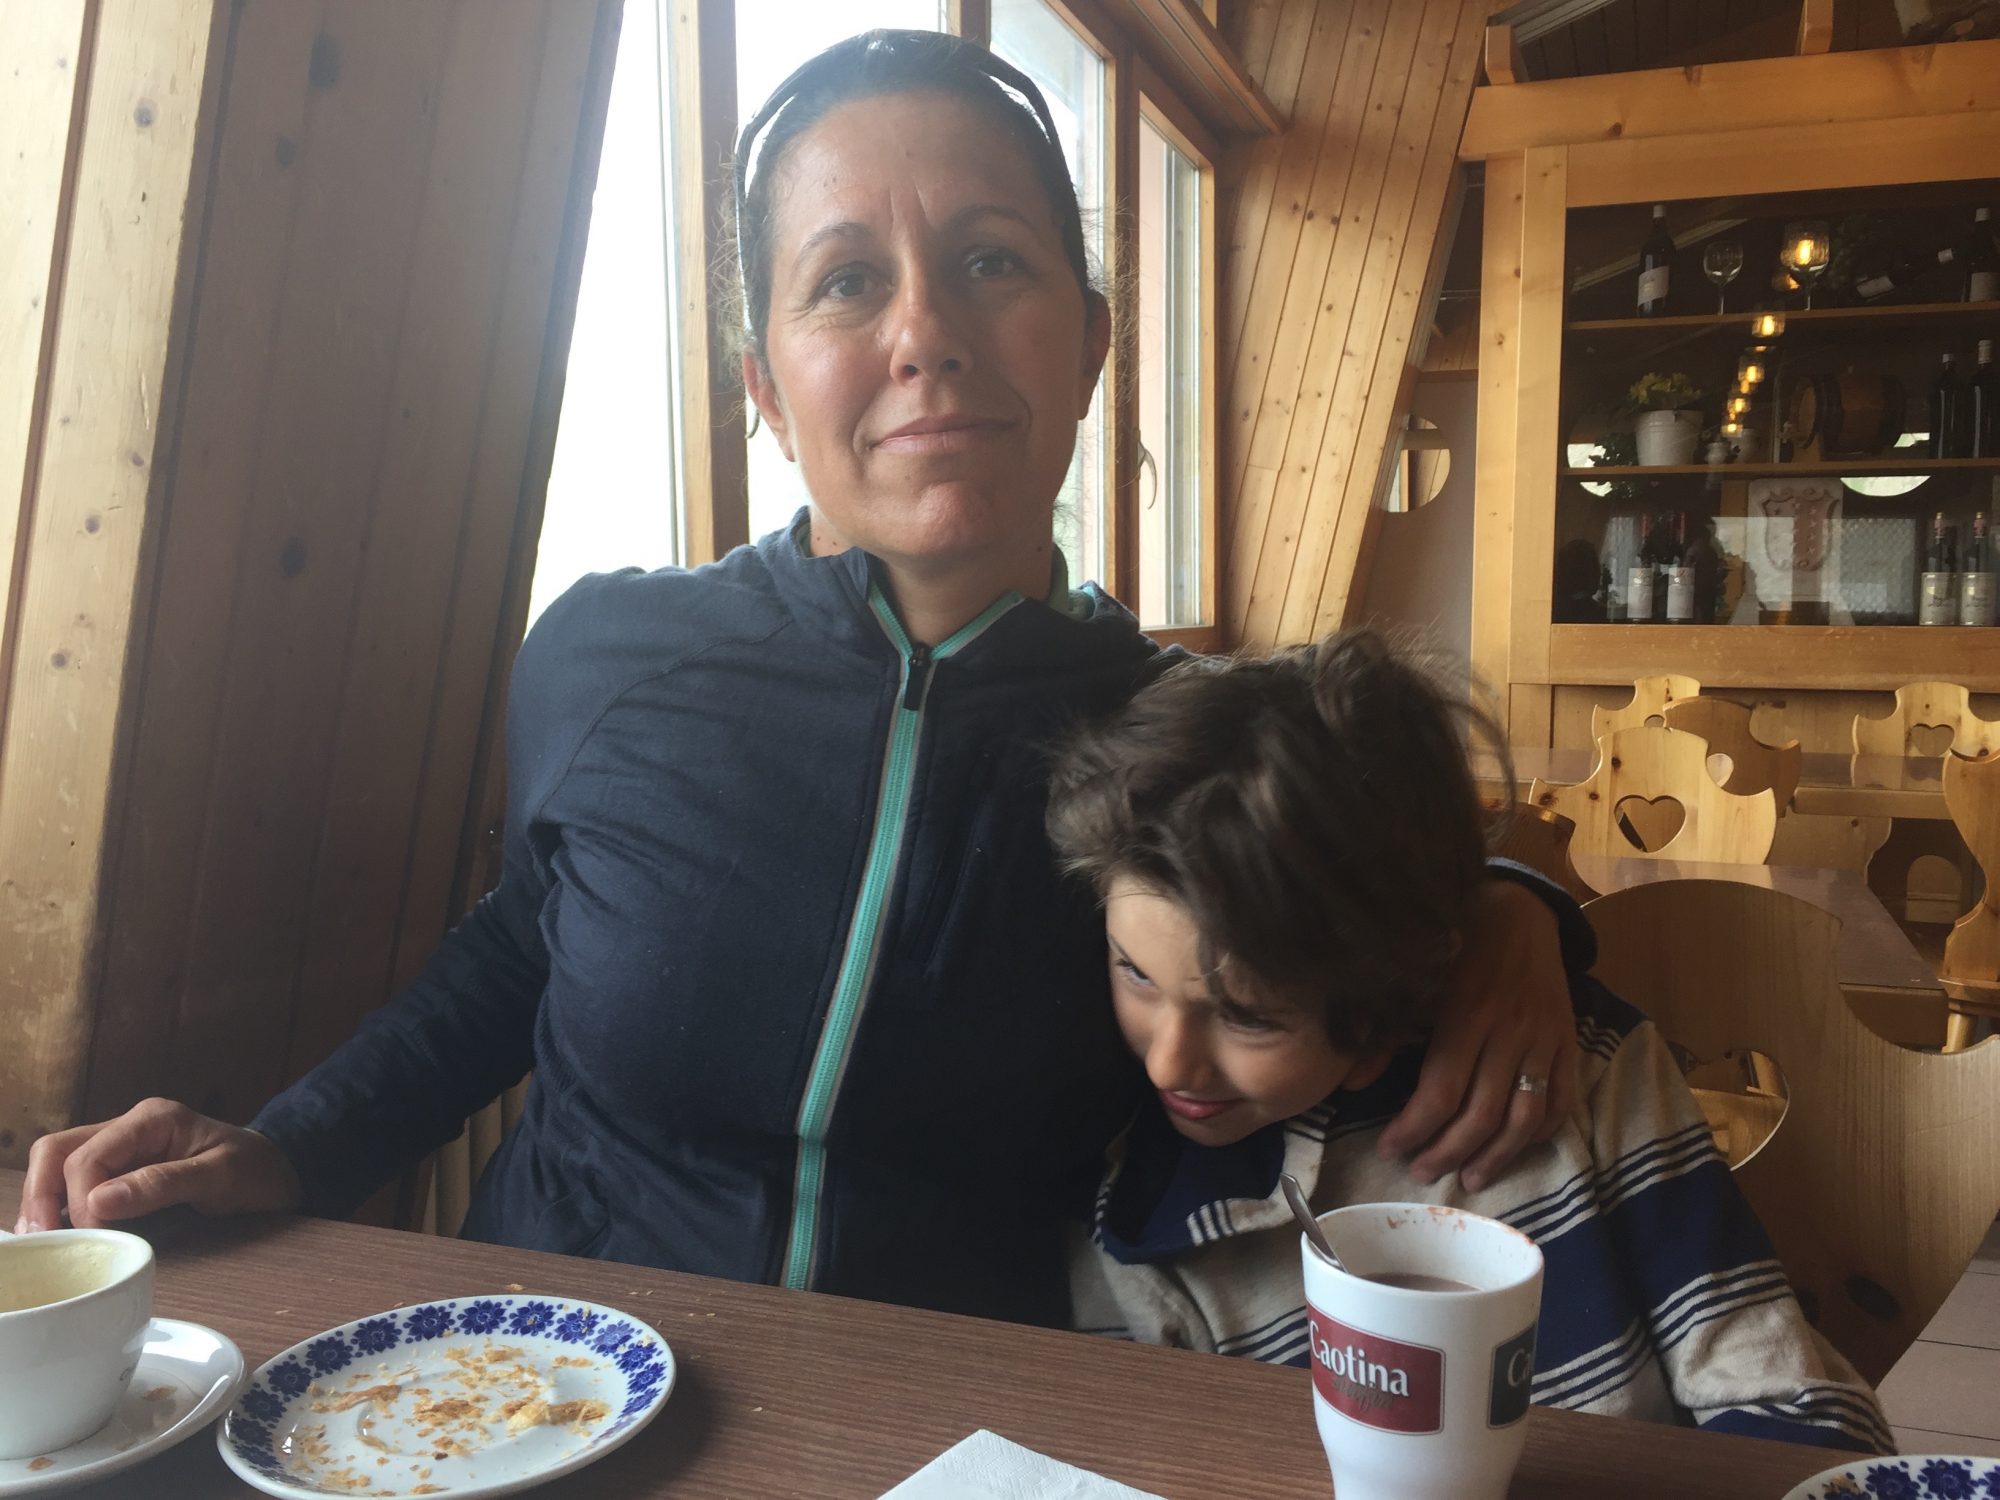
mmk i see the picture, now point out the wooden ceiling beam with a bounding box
[1461,37,2000,157]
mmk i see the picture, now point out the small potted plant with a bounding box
[1626,372,1707,467]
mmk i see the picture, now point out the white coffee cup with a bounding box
[1300,1203,1544,1500]
[0,1228,155,1459]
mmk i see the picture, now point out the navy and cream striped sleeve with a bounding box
[1566,980,1892,1454]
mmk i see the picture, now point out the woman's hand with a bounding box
[1376,880,1578,1192]
[14,1098,302,1234]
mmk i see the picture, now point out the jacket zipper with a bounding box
[779,585,1020,1291]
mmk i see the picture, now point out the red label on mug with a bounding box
[1307,1309,1445,1434]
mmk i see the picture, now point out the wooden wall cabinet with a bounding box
[1463,41,2000,745]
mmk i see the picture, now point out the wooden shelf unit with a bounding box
[1563,458,2000,480]
[1550,624,2000,693]
[1567,300,2000,337]
[1463,39,2000,736]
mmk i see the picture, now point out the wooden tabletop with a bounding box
[1481,747,1950,821]
[1573,853,1939,992]
[0,1171,1847,1499]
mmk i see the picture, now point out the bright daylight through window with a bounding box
[992,0,1109,591]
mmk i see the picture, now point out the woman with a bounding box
[16,32,1580,1328]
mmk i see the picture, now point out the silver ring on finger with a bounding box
[1513,1073,1549,1096]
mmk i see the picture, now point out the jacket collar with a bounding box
[1093,1047,1427,1265]
[755,506,1134,668]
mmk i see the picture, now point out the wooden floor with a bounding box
[1880,1217,2000,1455]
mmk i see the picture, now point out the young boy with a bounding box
[1047,631,1890,1454]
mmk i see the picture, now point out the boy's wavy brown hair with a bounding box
[1046,630,1513,1054]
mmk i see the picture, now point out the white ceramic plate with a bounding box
[0,1318,244,1496]
[216,1294,674,1498]
[1782,1453,2000,1498]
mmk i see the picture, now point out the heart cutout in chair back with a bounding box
[1615,794,1685,852]
[1911,722,1954,756]
[1682,1048,1789,1171]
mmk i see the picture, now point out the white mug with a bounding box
[1300,1203,1544,1500]
[0,1228,155,1459]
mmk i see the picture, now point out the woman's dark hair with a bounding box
[1046,631,1514,1055]
[733,29,1096,357]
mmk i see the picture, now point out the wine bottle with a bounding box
[1665,511,1696,624]
[1971,338,1999,459]
[1933,353,1967,460]
[1852,241,1956,304]
[1966,206,1998,303]
[1960,511,1996,627]
[1637,205,1674,317]
[1627,519,1656,624]
[1921,510,1958,626]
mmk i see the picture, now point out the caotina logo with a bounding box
[1306,1311,1444,1435]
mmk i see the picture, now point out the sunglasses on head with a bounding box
[732,29,1070,285]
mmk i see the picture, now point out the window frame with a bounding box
[1133,58,1218,646]
[674,0,1221,650]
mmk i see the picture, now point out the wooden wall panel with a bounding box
[1218,0,1490,649]
[0,0,92,709]
[0,0,620,1161]
[81,0,618,1130]
[0,0,227,1159]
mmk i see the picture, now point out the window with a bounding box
[530,0,685,627]
[1135,108,1209,627]
[991,0,1110,590]
[738,0,950,544]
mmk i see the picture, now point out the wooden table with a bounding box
[1481,747,1949,821]
[0,1171,1843,1499]
[1574,853,1939,993]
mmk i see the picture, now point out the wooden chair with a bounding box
[1490,803,1598,905]
[1853,682,1996,927]
[1587,879,2000,1384]
[1589,673,1703,739]
[1660,697,1802,812]
[1940,750,2000,1053]
[1851,680,2000,758]
[1529,726,1779,865]
[1661,696,1889,872]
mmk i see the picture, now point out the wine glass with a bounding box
[1780,220,1832,309]
[1702,240,1744,314]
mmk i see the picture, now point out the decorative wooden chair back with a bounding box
[1587,879,2000,1385]
[1490,804,1598,905]
[1529,726,1778,864]
[1660,697,1803,812]
[1852,680,2000,758]
[1941,752,2000,1031]
[1589,673,1703,739]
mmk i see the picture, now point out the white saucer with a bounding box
[0,1318,245,1496]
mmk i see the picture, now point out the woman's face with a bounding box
[744,90,1110,578]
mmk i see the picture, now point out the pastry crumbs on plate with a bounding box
[314,1383,405,1415]
[411,1487,446,1495]
[26,1458,53,1472]
[142,1385,175,1401]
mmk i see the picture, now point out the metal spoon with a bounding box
[1281,1172,1347,1273]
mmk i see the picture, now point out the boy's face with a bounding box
[1103,876,1390,1147]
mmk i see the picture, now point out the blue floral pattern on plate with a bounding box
[215,1293,675,1498]
[1784,1456,2000,1500]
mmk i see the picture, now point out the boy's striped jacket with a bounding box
[1068,977,1891,1454]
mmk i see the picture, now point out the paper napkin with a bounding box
[879,1430,1167,1500]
